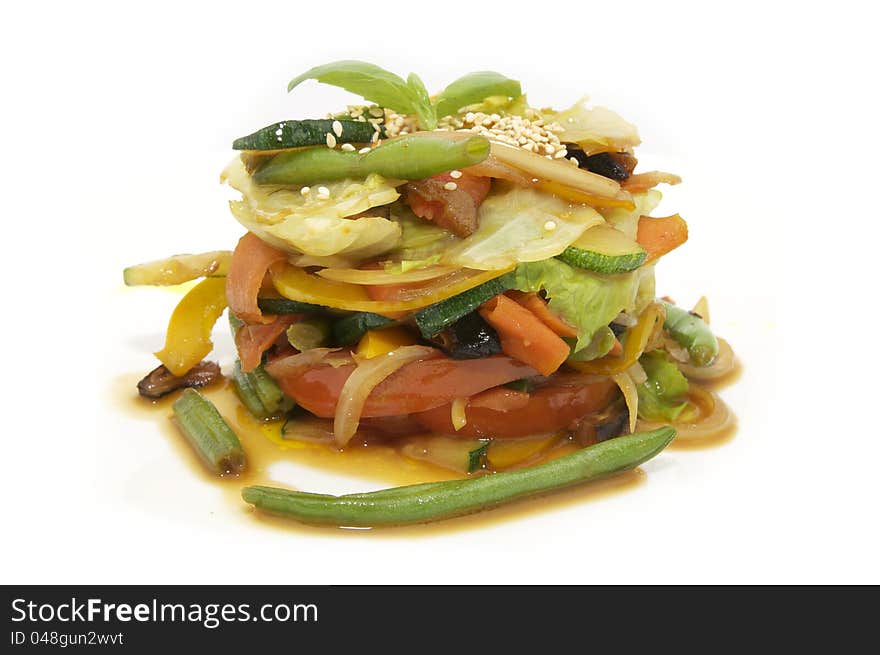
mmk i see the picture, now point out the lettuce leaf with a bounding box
[511,259,641,352]
[637,350,689,421]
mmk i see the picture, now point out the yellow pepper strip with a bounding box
[356,327,418,359]
[154,277,228,376]
[271,264,513,316]
[537,180,636,211]
[487,434,561,470]
[567,302,665,376]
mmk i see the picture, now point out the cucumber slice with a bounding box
[401,436,490,474]
[557,225,647,274]
[331,312,394,346]
[414,272,514,338]
[233,119,380,151]
[123,251,231,286]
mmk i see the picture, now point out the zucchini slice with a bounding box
[233,119,380,151]
[557,225,647,274]
[123,251,231,286]
[257,297,325,315]
[331,312,395,346]
[414,273,514,338]
[401,436,490,474]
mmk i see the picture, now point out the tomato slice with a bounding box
[275,355,537,418]
[413,378,619,438]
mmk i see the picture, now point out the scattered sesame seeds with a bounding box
[544,220,557,231]
[358,146,372,154]
[316,186,330,198]
[325,132,337,148]
[443,181,458,191]
[300,186,311,196]
[340,143,356,151]
[436,111,567,159]
[331,120,343,137]
[449,170,463,179]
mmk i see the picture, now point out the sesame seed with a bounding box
[569,157,580,165]
[317,186,330,198]
[325,132,337,148]
[544,220,557,231]
[554,149,568,159]
[275,128,283,136]
[332,120,343,137]
[340,143,356,151]
[358,147,371,154]
[300,186,311,195]
[567,117,575,123]
[443,181,458,191]
[371,132,379,143]
[449,170,462,179]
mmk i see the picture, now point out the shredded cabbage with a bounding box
[221,157,401,259]
[636,350,689,421]
[548,97,641,154]
[443,185,604,270]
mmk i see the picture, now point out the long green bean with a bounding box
[241,427,675,526]
[252,134,490,185]
[173,389,246,475]
[660,300,719,367]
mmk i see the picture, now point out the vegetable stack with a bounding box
[126,61,737,526]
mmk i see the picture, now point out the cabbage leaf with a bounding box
[443,185,604,270]
[222,157,401,259]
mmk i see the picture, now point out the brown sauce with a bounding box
[114,357,738,533]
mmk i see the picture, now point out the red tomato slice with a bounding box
[413,377,619,438]
[275,355,537,418]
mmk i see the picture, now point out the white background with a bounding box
[2,1,877,584]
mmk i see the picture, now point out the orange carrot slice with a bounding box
[506,291,579,338]
[479,295,571,376]
[637,214,688,263]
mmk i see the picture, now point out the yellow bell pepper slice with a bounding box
[356,327,417,359]
[567,302,664,376]
[271,264,513,316]
[537,181,635,211]
[487,434,561,470]
[154,277,228,376]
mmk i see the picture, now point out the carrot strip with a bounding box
[236,315,299,372]
[637,214,689,263]
[622,171,682,193]
[226,232,287,324]
[479,295,571,376]
[506,291,579,338]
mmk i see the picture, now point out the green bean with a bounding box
[231,360,294,420]
[252,134,490,185]
[660,300,719,367]
[172,389,246,475]
[241,427,676,526]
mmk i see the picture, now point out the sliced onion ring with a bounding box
[316,265,459,285]
[638,384,734,441]
[265,348,345,379]
[334,345,437,446]
[676,338,736,381]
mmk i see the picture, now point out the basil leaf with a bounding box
[406,72,437,130]
[433,71,522,118]
[288,60,421,116]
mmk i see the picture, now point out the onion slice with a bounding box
[451,398,469,431]
[638,385,734,441]
[334,345,436,446]
[611,372,639,434]
[265,348,345,380]
[316,265,459,285]
[676,338,736,381]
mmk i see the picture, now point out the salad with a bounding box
[126,61,737,527]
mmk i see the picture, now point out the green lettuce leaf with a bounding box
[637,350,689,421]
[511,259,641,352]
